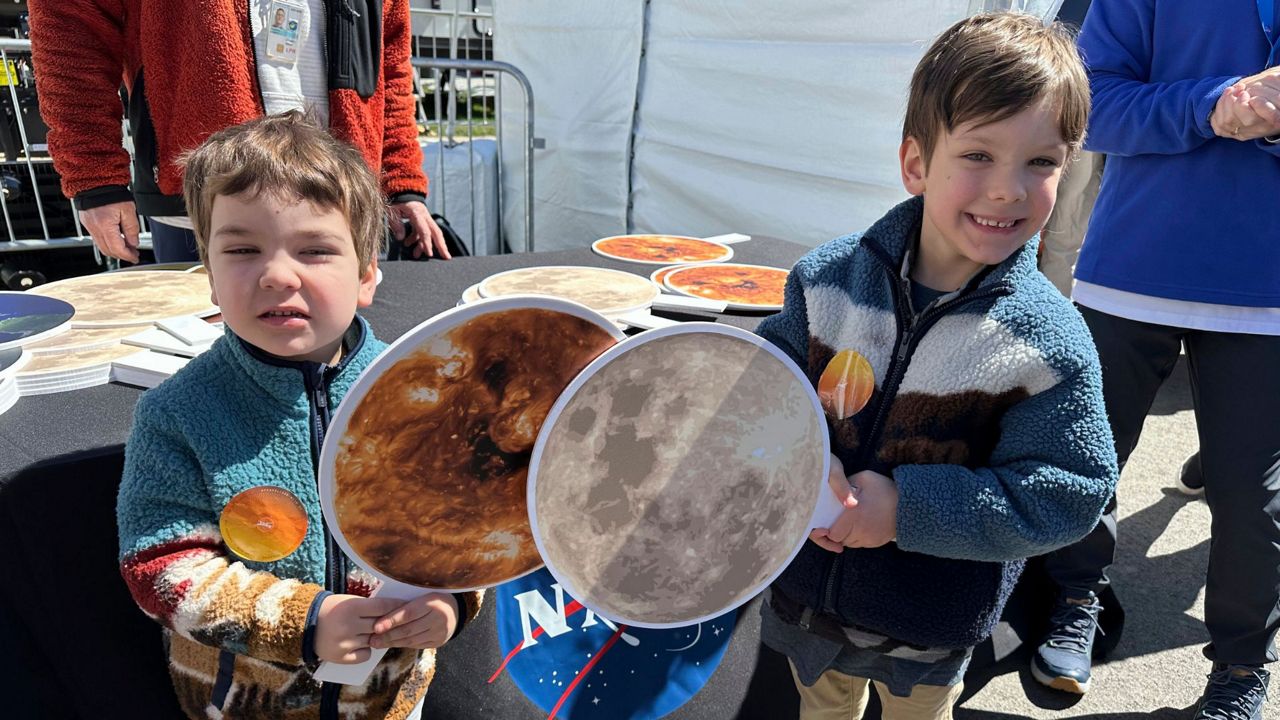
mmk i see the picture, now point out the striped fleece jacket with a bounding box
[756,196,1117,650]
[118,318,481,720]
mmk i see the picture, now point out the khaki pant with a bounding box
[1040,150,1104,297]
[789,662,964,720]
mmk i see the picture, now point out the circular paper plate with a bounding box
[319,296,625,593]
[0,376,17,416]
[663,263,789,311]
[184,265,208,274]
[0,346,30,384]
[22,326,139,355]
[592,235,733,265]
[478,266,660,316]
[0,291,75,351]
[529,323,830,628]
[15,343,142,396]
[649,264,697,294]
[30,271,217,327]
[459,283,483,305]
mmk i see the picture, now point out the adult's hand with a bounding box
[1211,76,1280,141]
[79,200,141,263]
[387,200,450,260]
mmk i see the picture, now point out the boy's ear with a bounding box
[899,136,928,197]
[207,270,219,308]
[357,258,378,308]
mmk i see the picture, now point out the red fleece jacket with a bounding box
[28,0,427,205]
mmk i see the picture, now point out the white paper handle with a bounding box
[701,233,752,245]
[811,482,847,530]
[312,581,423,685]
[650,294,729,313]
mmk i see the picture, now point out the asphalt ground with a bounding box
[955,355,1278,720]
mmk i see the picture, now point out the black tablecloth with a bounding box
[0,241,1118,719]
[0,242,812,720]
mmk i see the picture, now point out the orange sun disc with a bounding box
[219,486,309,562]
[818,349,875,420]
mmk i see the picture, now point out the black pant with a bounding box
[1043,306,1280,664]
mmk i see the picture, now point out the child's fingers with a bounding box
[372,613,440,648]
[826,467,858,508]
[808,529,844,553]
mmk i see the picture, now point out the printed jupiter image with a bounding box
[333,308,619,588]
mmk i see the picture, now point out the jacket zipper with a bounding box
[818,243,1012,614]
[303,363,343,720]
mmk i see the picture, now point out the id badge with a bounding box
[266,0,305,64]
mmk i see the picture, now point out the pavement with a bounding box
[955,355,1278,720]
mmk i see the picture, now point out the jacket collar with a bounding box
[860,195,1037,294]
[223,317,370,407]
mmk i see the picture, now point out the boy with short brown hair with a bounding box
[755,13,1116,718]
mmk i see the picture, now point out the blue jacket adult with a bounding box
[756,197,1118,650]
[1074,0,1280,307]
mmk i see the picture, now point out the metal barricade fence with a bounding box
[0,23,534,284]
[412,56,535,254]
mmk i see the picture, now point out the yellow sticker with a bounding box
[219,486,309,562]
[0,61,16,87]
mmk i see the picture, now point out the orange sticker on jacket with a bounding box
[219,486,309,562]
[818,349,874,420]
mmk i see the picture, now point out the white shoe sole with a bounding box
[1174,466,1205,497]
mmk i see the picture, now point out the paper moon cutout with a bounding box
[529,323,829,628]
[219,486,309,563]
[817,349,875,420]
[321,297,624,591]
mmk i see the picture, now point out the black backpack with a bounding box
[386,213,471,260]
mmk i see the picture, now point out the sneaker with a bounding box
[1031,591,1103,694]
[1193,664,1270,720]
[1176,452,1205,497]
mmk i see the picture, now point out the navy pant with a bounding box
[1044,306,1280,665]
[148,221,200,264]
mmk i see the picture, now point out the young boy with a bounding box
[116,112,479,720]
[755,14,1118,719]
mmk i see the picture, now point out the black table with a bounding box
[0,240,1116,719]
[0,241,811,720]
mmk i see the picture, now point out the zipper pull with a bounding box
[341,0,361,18]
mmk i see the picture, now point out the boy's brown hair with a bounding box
[181,110,384,271]
[904,12,1090,166]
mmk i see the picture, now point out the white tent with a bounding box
[494,0,1064,252]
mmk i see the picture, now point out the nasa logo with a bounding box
[493,568,735,719]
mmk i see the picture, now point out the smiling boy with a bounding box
[754,14,1118,719]
[117,112,479,720]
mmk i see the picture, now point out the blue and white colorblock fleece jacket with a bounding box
[118,318,481,720]
[756,196,1118,650]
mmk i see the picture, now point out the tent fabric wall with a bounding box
[494,1,1069,252]
[494,1,644,252]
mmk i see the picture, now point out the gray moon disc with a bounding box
[530,324,828,627]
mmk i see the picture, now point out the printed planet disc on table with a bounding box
[529,323,830,628]
[592,235,733,265]
[649,264,697,293]
[663,263,789,311]
[319,296,625,592]
[21,326,139,355]
[478,266,660,316]
[15,342,143,396]
[220,486,309,562]
[0,346,31,384]
[0,291,75,351]
[30,271,217,327]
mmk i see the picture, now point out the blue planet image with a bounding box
[0,347,22,375]
[0,292,75,348]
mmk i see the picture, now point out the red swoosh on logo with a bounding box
[548,625,628,720]
[488,599,585,683]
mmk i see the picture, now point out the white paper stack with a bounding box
[15,343,141,396]
[0,346,28,416]
[111,350,192,389]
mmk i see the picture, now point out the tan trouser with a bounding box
[788,661,963,720]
